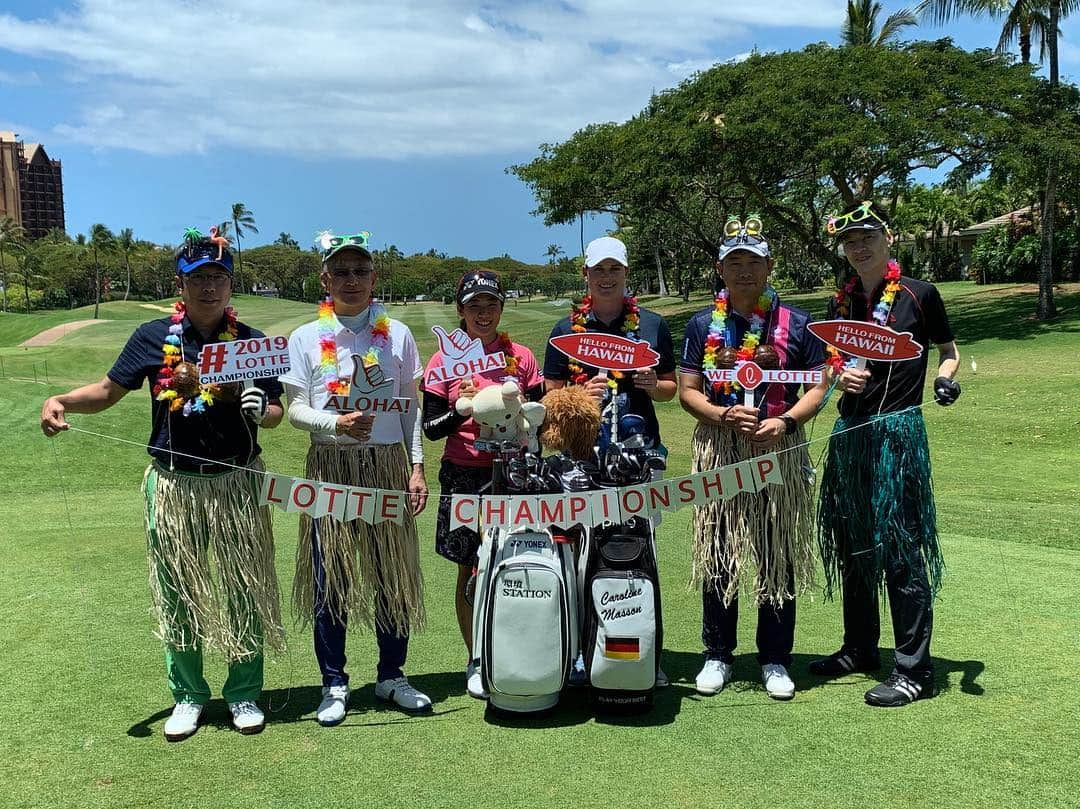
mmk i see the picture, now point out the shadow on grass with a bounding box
[944,286,1079,343]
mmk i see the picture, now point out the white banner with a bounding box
[198,335,291,384]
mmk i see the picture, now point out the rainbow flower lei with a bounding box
[825,259,902,373]
[318,296,391,394]
[154,301,238,416]
[498,331,519,379]
[701,286,776,404]
[568,294,639,389]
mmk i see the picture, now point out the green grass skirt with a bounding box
[817,408,945,599]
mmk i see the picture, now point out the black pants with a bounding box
[702,558,796,667]
[839,548,933,679]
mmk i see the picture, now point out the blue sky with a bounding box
[2,1,1078,261]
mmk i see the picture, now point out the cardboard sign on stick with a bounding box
[807,320,924,365]
[425,326,507,385]
[548,332,659,373]
[198,336,291,384]
[325,359,413,415]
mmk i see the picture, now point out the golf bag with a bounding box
[580,515,662,713]
[471,448,579,715]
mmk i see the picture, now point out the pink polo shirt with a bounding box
[423,338,542,467]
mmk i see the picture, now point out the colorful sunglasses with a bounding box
[826,201,889,236]
[722,214,764,244]
[316,230,372,256]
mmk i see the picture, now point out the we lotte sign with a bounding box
[808,320,923,363]
[548,333,659,373]
[704,363,822,388]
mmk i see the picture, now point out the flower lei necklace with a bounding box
[497,331,519,378]
[702,286,776,404]
[154,301,238,415]
[318,296,391,394]
[826,259,902,373]
[568,294,640,389]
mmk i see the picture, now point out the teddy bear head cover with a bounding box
[456,379,546,451]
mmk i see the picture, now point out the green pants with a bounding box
[144,465,266,705]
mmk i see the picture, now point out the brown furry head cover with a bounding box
[539,386,601,461]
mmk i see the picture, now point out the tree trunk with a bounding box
[24,275,30,314]
[653,244,668,296]
[1038,161,1058,320]
[93,249,101,319]
[123,257,131,301]
[0,247,7,313]
[1020,30,1031,65]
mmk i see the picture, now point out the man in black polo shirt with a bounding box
[813,201,961,707]
[544,235,676,685]
[40,232,285,740]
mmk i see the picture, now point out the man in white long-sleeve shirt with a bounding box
[281,231,430,726]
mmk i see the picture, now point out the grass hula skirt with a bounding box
[690,423,815,607]
[143,459,284,661]
[293,443,425,635]
[817,408,944,598]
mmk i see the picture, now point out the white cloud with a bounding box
[0,0,845,159]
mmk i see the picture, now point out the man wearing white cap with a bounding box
[678,215,827,701]
[543,234,677,686]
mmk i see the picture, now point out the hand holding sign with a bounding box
[432,325,477,360]
[325,357,413,416]
[426,326,507,385]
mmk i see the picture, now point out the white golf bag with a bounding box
[472,525,579,714]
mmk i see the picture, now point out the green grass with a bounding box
[1,283,1079,808]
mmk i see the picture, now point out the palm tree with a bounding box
[117,227,136,301]
[841,0,921,45]
[89,224,115,319]
[0,216,26,313]
[274,232,299,249]
[544,243,564,264]
[15,250,45,314]
[230,202,258,293]
[923,0,1078,318]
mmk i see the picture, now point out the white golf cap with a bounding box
[584,236,628,269]
[717,239,770,262]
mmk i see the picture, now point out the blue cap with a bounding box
[176,229,234,275]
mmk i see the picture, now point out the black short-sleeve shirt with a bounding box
[108,315,284,467]
[829,276,954,417]
[681,300,825,418]
[543,307,676,447]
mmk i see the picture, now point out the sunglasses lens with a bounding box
[745,217,762,235]
[724,220,741,237]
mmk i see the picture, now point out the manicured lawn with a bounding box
[1,282,1077,808]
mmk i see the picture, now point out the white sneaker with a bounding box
[762,664,796,700]
[695,659,734,696]
[163,702,203,741]
[466,660,488,700]
[317,685,350,727]
[375,676,432,714]
[228,700,265,734]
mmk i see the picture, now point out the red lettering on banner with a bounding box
[348,488,373,516]
[513,498,536,525]
[538,497,565,525]
[700,471,725,501]
[265,476,288,505]
[484,498,508,526]
[380,491,403,520]
[322,485,346,514]
[620,488,646,515]
[755,456,776,485]
[645,482,671,511]
[732,464,747,492]
[568,496,588,522]
[593,491,617,521]
[292,482,317,510]
[453,497,477,526]
[677,477,698,504]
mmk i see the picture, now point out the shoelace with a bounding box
[174,703,201,717]
[232,700,260,716]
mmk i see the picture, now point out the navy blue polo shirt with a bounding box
[681,299,824,419]
[829,276,954,417]
[108,315,283,468]
[544,307,676,446]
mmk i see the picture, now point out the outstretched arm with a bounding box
[41,377,130,437]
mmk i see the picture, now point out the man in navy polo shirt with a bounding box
[40,231,285,741]
[679,216,827,700]
[544,235,676,686]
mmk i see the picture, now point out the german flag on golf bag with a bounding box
[603,636,641,660]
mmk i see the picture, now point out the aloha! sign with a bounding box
[325,359,413,414]
[424,326,507,385]
[548,332,660,373]
[807,320,923,363]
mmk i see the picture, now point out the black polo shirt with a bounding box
[108,315,284,468]
[829,276,954,417]
[681,300,824,418]
[543,307,676,447]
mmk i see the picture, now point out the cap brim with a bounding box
[322,244,373,263]
[832,222,885,242]
[718,243,770,261]
[177,257,233,275]
[459,290,505,305]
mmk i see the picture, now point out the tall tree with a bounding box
[274,232,299,249]
[15,250,45,313]
[230,203,258,293]
[89,224,115,319]
[117,227,136,301]
[841,0,921,46]
[0,216,25,313]
[544,243,564,264]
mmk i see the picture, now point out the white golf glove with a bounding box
[240,386,269,424]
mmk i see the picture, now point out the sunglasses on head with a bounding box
[826,201,889,236]
[722,215,764,245]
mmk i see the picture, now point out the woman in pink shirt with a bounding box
[421,271,542,698]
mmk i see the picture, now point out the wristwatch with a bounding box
[780,414,798,435]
